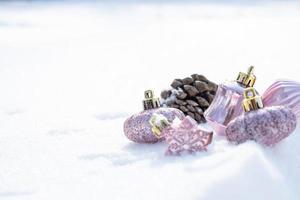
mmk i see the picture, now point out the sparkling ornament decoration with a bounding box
[204,66,257,136]
[124,90,185,143]
[226,88,297,146]
[150,114,213,155]
[263,80,300,119]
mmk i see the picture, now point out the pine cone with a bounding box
[161,74,218,123]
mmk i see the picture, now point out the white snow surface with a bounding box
[0,1,300,200]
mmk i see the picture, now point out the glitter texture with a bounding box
[225,106,297,146]
[124,108,185,143]
[162,116,213,155]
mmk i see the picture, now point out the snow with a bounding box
[0,1,300,199]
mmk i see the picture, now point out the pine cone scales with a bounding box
[161,74,218,123]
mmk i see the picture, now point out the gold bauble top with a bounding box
[236,66,256,87]
[149,114,170,138]
[143,90,161,110]
[243,87,264,112]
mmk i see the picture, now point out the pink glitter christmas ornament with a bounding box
[204,66,257,136]
[262,80,300,119]
[150,114,213,155]
[226,88,297,146]
[124,90,185,143]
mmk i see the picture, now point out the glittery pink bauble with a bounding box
[123,108,185,143]
[162,116,213,155]
[263,80,300,119]
[225,106,297,146]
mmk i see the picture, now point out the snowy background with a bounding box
[0,0,300,199]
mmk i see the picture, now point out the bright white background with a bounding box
[0,1,300,199]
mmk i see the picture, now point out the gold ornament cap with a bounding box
[149,114,170,138]
[143,90,161,110]
[243,87,264,112]
[236,66,256,87]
